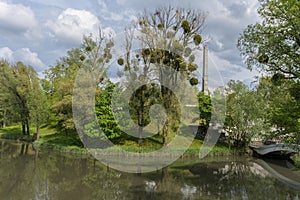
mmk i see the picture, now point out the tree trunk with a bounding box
[138,126,143,145]
[161,85,168,146]
[22,120,26,135]
[138,89,144,145]
[162,135,167,146]
[2,109,6,128]
[162,119,168,146]
[26,118,30,135]
[35,118,40,140]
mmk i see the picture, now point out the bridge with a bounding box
[249,143,299,158]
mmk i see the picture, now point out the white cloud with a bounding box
[96,1,135,24]
[111,0,260,86]
[46,8,101,45]
[0,47,45,71]
[0,0,262,83]
[116,0,125,5]
[0,47,13,61]
[97,0,107,9]
[102,27,116,38]
[115,0,169,9]
[205,50,258,89]
[14,48,45,70]
[0,2,37,32]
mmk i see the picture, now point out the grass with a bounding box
[0,124,56,139]
[0,125,31,140]
[0,124,245,157]
[0,124,87,154]
[33,129,88,154]
[97,136,245,157]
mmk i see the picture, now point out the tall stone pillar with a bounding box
[202,45,208,95]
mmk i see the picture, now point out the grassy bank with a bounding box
[0,125,88,154]
[0,125,245,157]
[112,138,245,157]
[33,133,88,154]
[0,125,33,140]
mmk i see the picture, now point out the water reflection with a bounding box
[0,140,299,200]
[188,160,300,199]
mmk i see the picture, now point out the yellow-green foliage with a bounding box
[193,34,202,45]
[181,20,190,33]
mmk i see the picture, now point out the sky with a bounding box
[0,0,261,88]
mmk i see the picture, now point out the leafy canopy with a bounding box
[237,0,300,78]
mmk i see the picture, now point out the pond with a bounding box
[0,140,300,200]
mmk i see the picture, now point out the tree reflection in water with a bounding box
[0,140,299,200]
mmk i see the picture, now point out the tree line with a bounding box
[0,7,210,147]
[0,1,299,149]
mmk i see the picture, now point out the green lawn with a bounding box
[0,125,30,140]
[0,125,85,153]
[0,125,244,157]
[0,124,56,140]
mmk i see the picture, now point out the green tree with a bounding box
[197,92,212,135]
[237,0,300,78]
[238,0,300,144]
[211,87,226,127]
[44,33,113,133]
[95,82,123,140]
[225,78,300,146]
[118,6,207,145]
[28,80,48,138]
[44,48,84,132]
[0,88,16,128]
[256,77,300,142]
[0,61,45,135]
[224,80,267,149]
[129,83,162,144]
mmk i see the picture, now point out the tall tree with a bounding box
[0,88,16,128]
[118,6,207,145]
[0,62,29,135]
[44,48,83,132]
[95,82,123,140]
[0,61,45,135]
[197,92,212,136]
[28,79,48,138]
[256,77,300,141]
[129,83,162,144]
[237,0,300,144]
[44,33,114,133]
[237,0,300,78]
[224,80,267,149]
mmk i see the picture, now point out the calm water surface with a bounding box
[1,140,300,200]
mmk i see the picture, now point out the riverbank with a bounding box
[2,125,300,171]
[0,125,88,154]
[0,125,246,157]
